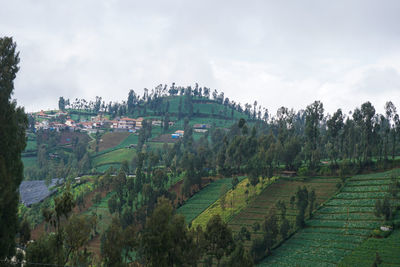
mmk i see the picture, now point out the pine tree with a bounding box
[0,37,27,258]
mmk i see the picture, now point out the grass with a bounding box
[94,163,121,173]
[25,140,37,152]
[93,148,136,167]
[22,156,38,169]
[259,170,399,267]
[191,177,276,229]
[177,177,244,224]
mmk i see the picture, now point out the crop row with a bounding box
[260,170,399,266]
[176,178,234,223]
[339,229,400,266]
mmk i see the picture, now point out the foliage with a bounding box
[0,36,27,259]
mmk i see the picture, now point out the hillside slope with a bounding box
[259,170,400,267]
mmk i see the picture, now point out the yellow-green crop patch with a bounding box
[177,177,244,223]
[191,177,276,229]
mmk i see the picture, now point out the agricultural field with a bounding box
[177,177,244,224]
[91,132,130,152]
[338,228,400,267]
[92,148,136,167]
[93,133,138,157]
[228,177,340,247]
[191,177,275,229]
[25,140,37,152]
[22,156,38,169]
[259,170,400,267]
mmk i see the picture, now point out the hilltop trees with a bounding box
[0,37,27,259]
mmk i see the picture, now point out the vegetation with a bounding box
[0,37,28,259]
[259,170,400,266]
[5,40,400,265]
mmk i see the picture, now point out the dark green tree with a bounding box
[204,215,235,266]
[58,96,65,111]
[0,37,27,259]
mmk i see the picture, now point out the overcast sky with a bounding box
[2,0,400,115]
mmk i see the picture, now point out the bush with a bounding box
[297,167,309,177]
[371,228,392,238]
[318,165,333,176]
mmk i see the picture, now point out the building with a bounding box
[152,120,162,126]
[193,123,211,129]
[135,117,144,128]
[119,117,136,129]
[65,119,76,127]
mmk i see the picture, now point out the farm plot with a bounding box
[191,177,275,229]
[228,177,340,246]
[91,132,130,152]
[259,170,399,267]
[92,148,136,168]
[176,178,240,224]
[339,228,400,267]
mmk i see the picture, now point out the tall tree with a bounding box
[58,96,65,111]
[0,37,27,259]
[127,89,136,114]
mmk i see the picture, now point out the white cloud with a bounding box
[1,0,400,115]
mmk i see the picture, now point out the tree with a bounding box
[19,218,31,245]
[204,215,235,266]
[58,96,66,111]
[305,101,324,168]
[263,210,278,255]
[224,242,253,267]
[101,217,124,266]
[140,197,199,266]
[0,36,27,259]
[127,89,136,114]
[63,214,94,265]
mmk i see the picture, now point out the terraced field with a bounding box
[339,228,400,267]
[229,177,340,246]
[259,170,399,267]
[177,177,243,224]
[191,177,275,229]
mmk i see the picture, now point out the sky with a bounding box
[1,0,400,116]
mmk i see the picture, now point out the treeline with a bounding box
[58,83,268,120]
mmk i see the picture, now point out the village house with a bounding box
[119,117,136,129]
[34,120,49,131]
[37,110,50,119]
[135,117,144,128]
[65,119,76,127]
[79,121,94,129]
[152,120,162,126]
[193,123,211,129]
[50,122,66,132]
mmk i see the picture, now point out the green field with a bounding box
[339,228,400,267]
[93,148,136,167]
[22,156,38,169]
[259,170,399,267]
[229,177,340,249]
[177,177,244,224]
[25,140,37,152]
